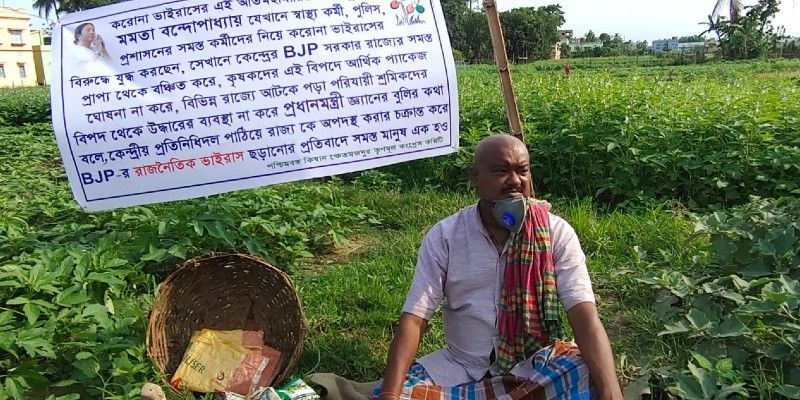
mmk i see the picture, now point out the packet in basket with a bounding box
[171,329,282,395]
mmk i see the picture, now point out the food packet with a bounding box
[171,329,282,395]
[267,376,321,400]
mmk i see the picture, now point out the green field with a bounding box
[1,58,799,399]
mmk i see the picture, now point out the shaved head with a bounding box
[470,134,532,201]
[473,135,528,167]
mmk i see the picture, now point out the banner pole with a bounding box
[483,0,524,142]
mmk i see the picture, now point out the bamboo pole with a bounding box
[483,0,524,142]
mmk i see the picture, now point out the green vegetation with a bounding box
[0,57,799,399]
[639,197,800,399]
[704,0,786,60]
[390,59,800,207]
[0,88,51,128]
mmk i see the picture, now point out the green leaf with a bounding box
[715,358,733,374]
[718,291,746,305]
[72,358,100,379]
[741,259,771,277]
[141,248,168,262]
[671,371,706,400]
[168,243,187,259]
[16,328,55,358]
[607,142,618,152]
[773,228,797,255]
[737,300,776,315]
[714,383,748,400]
[688,361,717,398]
[29,299,56,309]
[112,351,134,376]
[762,342,792,360]
[86,272,125,286]
[22,303,39,325]
[660,319,691,336]
[74,351,93,360]
[46,395,81,400]
[105,258,129,269]
[729,275,751,292]
[686,308,714,331]
[52,379,79,387]
[711,238,737,263]
[653,290,678,318]
[55,288,91,306]
[780,275,800,296]
[17,336,55,359]
[0,331,18,359]
[82,304,111,328]
[6,297,29,306]
[762,282,793,304]
[775,384,800,399]
[4,377,24,400]
[0,310,15,327]
[10,362,48,388]
[712,316,751,338]
[691,351,713,370]
[104,296,115,315]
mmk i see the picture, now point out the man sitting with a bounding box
[375,135,623,400]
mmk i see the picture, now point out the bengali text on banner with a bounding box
[51,0,459,211]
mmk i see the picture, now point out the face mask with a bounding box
[491,197,527,235]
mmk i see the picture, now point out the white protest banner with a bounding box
[51,0,459,212]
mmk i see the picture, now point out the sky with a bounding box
[3,0,799,41]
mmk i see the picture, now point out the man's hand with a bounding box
[378,312,428,398]
[567,302,623,400]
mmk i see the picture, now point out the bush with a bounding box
[639,197,800,398]
[387,63,800,207]
[0,87,51,127]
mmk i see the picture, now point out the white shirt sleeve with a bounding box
[402,223,447,321]
[550,214,596,311]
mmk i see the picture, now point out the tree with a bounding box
[584,30,598,43]
[704,0,784,59]
[32,0,58,19]
[679,35,706,43]
[635,40,650,55]
[441,0,472,56]
[33,0,126,18]
[711,0,742,23]
[461,10,491,62]
[499,5,564,62]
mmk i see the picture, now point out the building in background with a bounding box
[652,37,680,54]
[0,7,52,87]
[559,29,577,45]
[550,42,562,60]
[678,41,707,52]
[653,36,718,55]
[569,42,603,52]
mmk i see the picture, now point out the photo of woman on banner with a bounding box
[72,22,112,66]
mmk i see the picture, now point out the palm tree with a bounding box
[711,0,742,23]
[33,0,59,19]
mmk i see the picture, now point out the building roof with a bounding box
[0,7,33,20]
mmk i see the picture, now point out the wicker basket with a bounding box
[146,253,307,387]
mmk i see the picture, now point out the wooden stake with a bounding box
[483,0,524,142]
